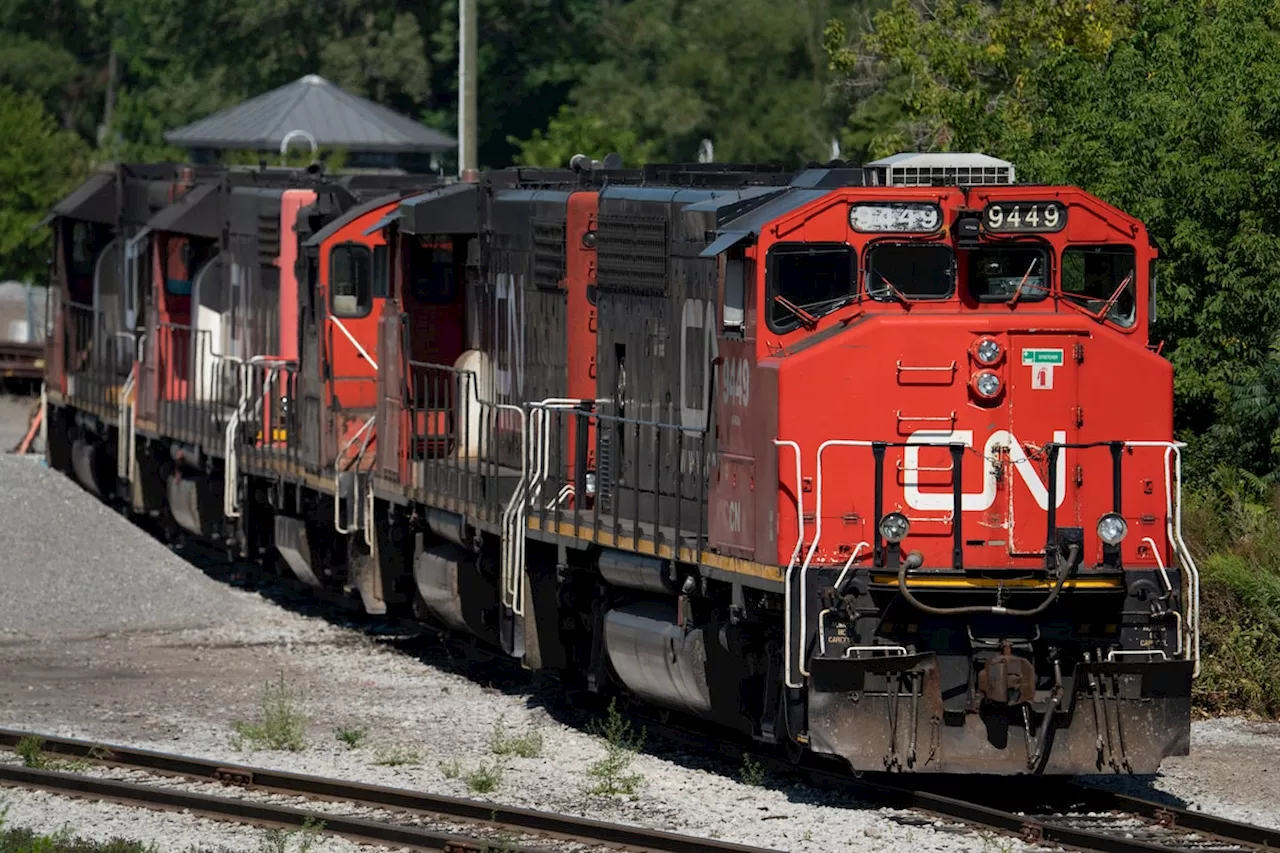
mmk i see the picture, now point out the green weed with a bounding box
[15,737,46,769]
[488,716,543,758]
[374,745,421,767]
[739,753,766,787]
[231,673,307,752]
[255,817,324,853]
[463,763,503,794]
[438,759,462,779]
[333,727,367,750]
[585,699,645,796]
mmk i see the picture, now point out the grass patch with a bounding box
[333,727,367,750]
[488,716,543,759]
[462,763,503,794]
[373,745,421,767]
[1185,473,1280,717]
[231,673,307,752]
[0,827,158,853]
[438,759,461,779]
[585,698,645,796]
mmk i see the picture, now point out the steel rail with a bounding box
[0,729,775,853]
[862,780,1278,853]
[630,716,1280,853]
[0,762,533,853]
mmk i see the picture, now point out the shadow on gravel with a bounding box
[144,520,1191,816]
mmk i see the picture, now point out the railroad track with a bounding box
[0,729,774,853]
[4,729,1278,853]
[627,716,1280,853]
[41,522,1280,853]
[874,779,1280,853]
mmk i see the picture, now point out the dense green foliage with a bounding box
[826,0,1280,716]
[0,87,90,282]
[829,0,1280,482]
[0,0,875,284]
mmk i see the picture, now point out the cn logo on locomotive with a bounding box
[903,429,1068,511]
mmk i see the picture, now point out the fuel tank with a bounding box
[71,439,114,497]
[412,537,498,643]
[603,602,713,717]
[167,473,223,538]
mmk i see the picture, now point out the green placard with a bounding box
[1021,348,1064,366]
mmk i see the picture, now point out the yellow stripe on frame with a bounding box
[870,574,1123,590]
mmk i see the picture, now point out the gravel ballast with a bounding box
[0,455,265,641]
[1,456,1278,852]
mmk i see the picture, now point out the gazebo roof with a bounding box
[164,74,456,154]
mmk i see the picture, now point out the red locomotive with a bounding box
[43,152,1198,774]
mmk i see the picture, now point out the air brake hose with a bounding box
[895,544,1080,617]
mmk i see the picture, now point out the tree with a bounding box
[0,87,91,282]
[511,104,659,167]
[826,0,1280,480]
[515,0,871,167]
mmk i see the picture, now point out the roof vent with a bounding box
[866,152,1015,187]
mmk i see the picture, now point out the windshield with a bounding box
[767,244,856,332]
[866,244,954,301]
[1061,245,1136,327]
[968,246,1048,302]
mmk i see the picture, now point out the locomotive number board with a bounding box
[982,201,1067,233]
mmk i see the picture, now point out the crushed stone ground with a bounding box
[0,456,1276,851]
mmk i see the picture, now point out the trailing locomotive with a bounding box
[42,152,1198,775]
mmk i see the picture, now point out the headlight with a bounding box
[974,337,1003,365]
[878,512,910,544]
[586,472,597,496]
[973,371,1002,399]
[1097,513,1128,545]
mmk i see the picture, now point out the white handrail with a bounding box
[773,439,805,689]
[798,440,877,679]
[504,398,592,618]
[116,366,136,481]
[785,436,1197,683]
[1124,440,1198,676]
[329,315,378,370]
[1141,535,1183,658]
[334,414,376,535]
[224,357,293,520]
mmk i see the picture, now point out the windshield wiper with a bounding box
[772,294,819,330]
[1059,270,1135,324]
[1007,257,1040,308]
[1093,270,1135,321]
[796,294,857,315]
[870,273,911,308]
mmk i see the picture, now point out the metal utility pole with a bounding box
[458,0,478,176]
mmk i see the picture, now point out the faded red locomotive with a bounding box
[42,152,1197,774]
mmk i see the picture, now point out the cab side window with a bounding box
[1061,246,1136,327]
[330,243,372,318]
[766,243,855,333]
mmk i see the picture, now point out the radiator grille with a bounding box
[597,215,669,296]
[531,219,566,290]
